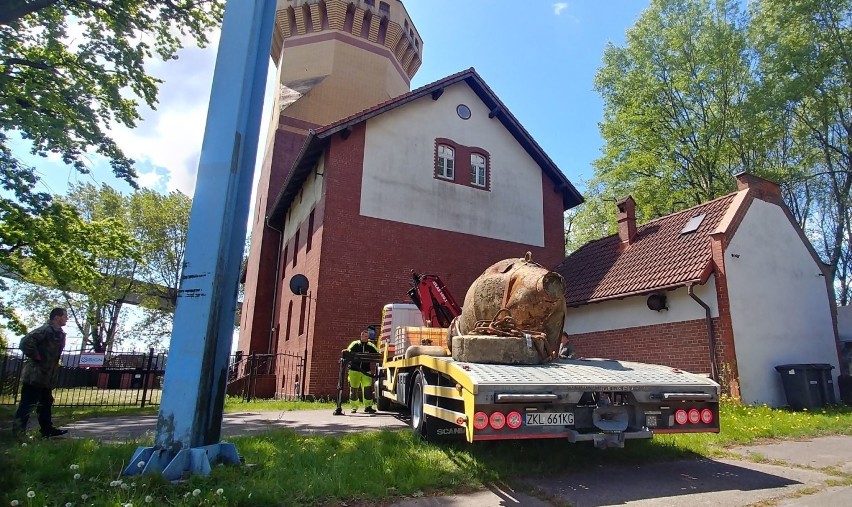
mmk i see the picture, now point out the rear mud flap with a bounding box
[425,416,467,442]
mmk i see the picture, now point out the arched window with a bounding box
[471,153,486,187]
[436,145,454,180]
[302,4,314,33]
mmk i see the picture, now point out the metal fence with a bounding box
[227,351,305,401]
[0,347,167,408]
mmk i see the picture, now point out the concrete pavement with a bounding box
[65,411,852,506]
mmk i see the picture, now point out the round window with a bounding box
[456,104,471,120]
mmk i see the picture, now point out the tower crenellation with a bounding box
[272,0,422,79]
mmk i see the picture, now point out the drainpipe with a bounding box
[688,283,718,381]
[266,220,284,355]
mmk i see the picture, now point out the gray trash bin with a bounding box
[775,364,835,410]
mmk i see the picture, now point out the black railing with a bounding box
[227,351,304,401]
[0,347,167,408]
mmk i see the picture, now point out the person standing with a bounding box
[343,329,379,414]
[13,308,69,437]
[558,331,576,359]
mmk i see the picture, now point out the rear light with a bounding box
[675,409,688,425]
[489,411,506,430]
[688,409,701,424]
[506,411,523,429]
[701,408,714,424]
[473,412,489,430]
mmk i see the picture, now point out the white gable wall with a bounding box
[565,278,719,334]
[726,199,839,406]
[359,84,545,246]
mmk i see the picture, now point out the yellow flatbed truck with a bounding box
[376,304,720,448]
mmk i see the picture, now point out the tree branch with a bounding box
[0,0,61,26]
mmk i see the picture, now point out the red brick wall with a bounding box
[283,122,570,396]
[570,317,725,375]
[239,128,309,354]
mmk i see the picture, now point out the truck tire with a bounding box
[411,373,428,438]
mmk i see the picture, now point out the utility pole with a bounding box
[124,0,276,479]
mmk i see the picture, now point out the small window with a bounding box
[306,210,315,253]
[364,0,374,5]
[456,104,471,120]
[471,154,486,187]
[681,214,706,235]
[379,2,390,14]
[292,230,300,267]
[437,145,454,179]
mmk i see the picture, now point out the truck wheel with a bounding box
[411,373,427,438]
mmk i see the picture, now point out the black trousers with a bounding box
[14,383,55,433]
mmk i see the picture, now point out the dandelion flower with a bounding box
[192,489,201,497]
[11,500,20,506]
[216,488,223,495]
[21,443,27,447]
[65,503,72,507]
[73,473,81,480]
[121,483,130,490]
[69,464,79,470]
[136,461,145,469]
[26,491,35,499]
[81,495,88,501]
[145,496,153,503]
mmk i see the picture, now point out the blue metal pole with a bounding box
[125,0,276,479]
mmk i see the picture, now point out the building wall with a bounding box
[239,128,310,354]
[361,84,546,246]
[565,281,721,375]
[295,105,568,395]
[726,199,840,406]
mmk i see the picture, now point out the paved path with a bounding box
[66,409,409,442]
[66,411,852,506]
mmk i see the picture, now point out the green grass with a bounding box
[2,399,852,506]
[0,396,336,427]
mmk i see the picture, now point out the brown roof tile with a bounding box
[555,193,739,306]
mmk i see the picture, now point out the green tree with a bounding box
[750,0,852,303]
[573,0,759,249]
[0,0,222,330]
[12,184,192,351]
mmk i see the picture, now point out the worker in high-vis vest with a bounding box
[343,329,379,413]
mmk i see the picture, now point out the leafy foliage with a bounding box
[574,0,852,301]
[10,184,191,350]
[0,0,222,334]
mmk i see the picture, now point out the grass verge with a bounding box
[0,399,850,506]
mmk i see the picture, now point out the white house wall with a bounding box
[564,279,719,334]
[359,84,546,246]
[726,199,839,406]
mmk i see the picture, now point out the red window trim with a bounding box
[434,138,491,191]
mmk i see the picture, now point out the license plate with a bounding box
[525,412,574,426]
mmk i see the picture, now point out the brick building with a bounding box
[555,173,840,406]
[239,0,583,397]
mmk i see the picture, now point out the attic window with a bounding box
[681,214,706,234]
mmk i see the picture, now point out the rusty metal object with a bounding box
[449,253,566,364]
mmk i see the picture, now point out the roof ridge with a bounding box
[641,190,739,226]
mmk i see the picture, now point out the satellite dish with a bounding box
[289,274,309,296]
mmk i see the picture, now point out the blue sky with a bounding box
[20,0,649,209]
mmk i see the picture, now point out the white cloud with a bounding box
[553,2,569,15]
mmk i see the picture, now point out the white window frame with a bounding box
[437,144,454,180]
[470,153,486,187]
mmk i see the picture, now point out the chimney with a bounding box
[616,195,637,249]
[735,172,782,201]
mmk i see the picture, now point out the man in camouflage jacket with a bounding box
[14,308,69,437]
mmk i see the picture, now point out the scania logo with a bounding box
[436,428,465,435]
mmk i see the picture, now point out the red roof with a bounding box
[555,193,738,306]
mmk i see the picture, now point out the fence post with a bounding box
[245,353,255,402]
[140,347,155,409]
